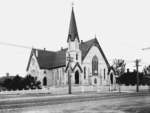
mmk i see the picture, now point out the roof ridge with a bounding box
[33,48,56,53]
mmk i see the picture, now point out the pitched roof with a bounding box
[67,7,80,42]
[26,38,110,70]
[36,49,56,69]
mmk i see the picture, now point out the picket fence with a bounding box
[0,85,149,95]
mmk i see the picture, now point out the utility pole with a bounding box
[67,56,73,94]
[135,59,141,92]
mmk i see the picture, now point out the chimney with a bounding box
[61,47,63,50]
[6,73,9,77]
[81,40,83,43]
[127,69,130,73]
[36,49,38,57]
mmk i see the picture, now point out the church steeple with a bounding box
[67,7,80,42]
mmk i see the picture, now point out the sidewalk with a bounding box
[0,90,140,102]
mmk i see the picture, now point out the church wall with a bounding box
[82,45,109,86]
[27,54,41,80]
[43,67,66,87]
[27,54,67,87]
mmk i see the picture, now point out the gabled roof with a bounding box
[65,62,73,72]
[80,38,110,68]
[108,66,116,75]
[26,38,110,70]
[26,48,67,71]
[67,7,80,42]
[72,62,83,73]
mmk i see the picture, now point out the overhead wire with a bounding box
[0,41,32,49]
[0,41,149,66]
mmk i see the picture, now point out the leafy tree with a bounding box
[143,65,150,76]
[2,78,13,90]
[24,74,41,89]
[2,74,41,90]
[112,59,126,92]
[11,75,22,90]
[112,59,126,77]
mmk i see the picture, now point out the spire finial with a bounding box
[71,2,74,8]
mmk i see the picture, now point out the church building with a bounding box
[26,7,116,87]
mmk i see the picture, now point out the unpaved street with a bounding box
[0,92,150,113]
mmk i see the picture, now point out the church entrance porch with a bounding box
[75,70,79,84]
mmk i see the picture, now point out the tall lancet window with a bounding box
[92,55,98,75]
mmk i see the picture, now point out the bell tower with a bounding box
[66,7,82,68]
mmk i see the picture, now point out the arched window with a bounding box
[92,56,98,75]
[43,77,47,86]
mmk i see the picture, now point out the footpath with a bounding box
[0,90,144,102]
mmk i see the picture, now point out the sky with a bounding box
[0,0,150,77]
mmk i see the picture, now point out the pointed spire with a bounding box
[67,6,80,42]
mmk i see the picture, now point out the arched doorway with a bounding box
[75,71,79,84]
[43,77,47,86]
[110,73,113,84]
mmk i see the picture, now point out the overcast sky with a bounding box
[0,0,150,77]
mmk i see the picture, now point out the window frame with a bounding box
[92,55,98,76]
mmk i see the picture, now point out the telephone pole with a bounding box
[135,59,141,92]
[67,56,73,94]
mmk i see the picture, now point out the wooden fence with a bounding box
[0,85,149,95]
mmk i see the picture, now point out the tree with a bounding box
[24,74,41,89]
[112,59,126,92]
[143,65,150,76]
[2,78,13,90]
[112,59,126,77]
[2,74,41,90]
[11,75,23,90]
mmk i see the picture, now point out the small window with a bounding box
[94,78,97,84]
[76,53,78,60]
[104,68,106,79]
[84,67,86,79]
